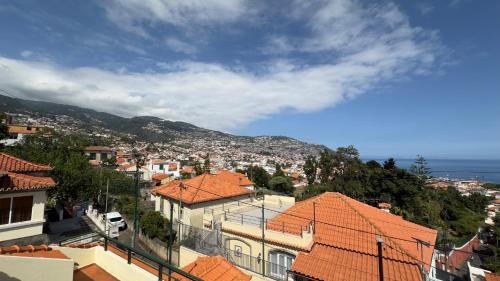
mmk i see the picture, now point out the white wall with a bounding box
[0,190,46,241]
[0,254,73,281]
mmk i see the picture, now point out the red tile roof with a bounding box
[74,263,119,281]
[0,152,52,173]
[486,273,500,281]
[152,173,170,181]
[446,234,480,271]
[0,244,69,260]
[152,173,254,205]
[216,170,254,186]
[266,192,437,281]
[182,166,194,174]
[0,172,55,192]
[178,256,252,281]
[84,146,112,152]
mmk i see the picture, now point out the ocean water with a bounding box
[368,159,500,184]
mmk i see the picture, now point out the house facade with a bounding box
[84,146,113,165]
[0,153,55,242]
[188,192,438,281]
[150,171,255,228]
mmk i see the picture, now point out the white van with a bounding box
[106,212,126,230]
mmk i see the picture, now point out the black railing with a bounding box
[58,231,203,281]
[180,224,291,281]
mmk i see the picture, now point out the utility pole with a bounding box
[313,201,316,234]
[132,162,140,248]
[104,178,109,236]
[261,203,265,276]
[168,201,174,281]
[376,236,384,281]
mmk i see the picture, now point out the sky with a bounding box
[0,0,498,159]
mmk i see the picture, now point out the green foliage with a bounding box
[2,132,134,203]
[410,155,431,176]
[304,156,317,185]
[299,146,489,243]
[247,165,270,188]
[115,195,144,217]
[484,183,500,190]
[139,211,169,240]
[194,161,203,175]
[0,113,8,140]
[273,163,285,177]
[268,176,294,194]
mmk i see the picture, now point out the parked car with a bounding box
[106,212,127,231]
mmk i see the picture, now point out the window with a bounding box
[0,196,33,225]
[89,152,96,160]
[101,153,108,159]
[159,164,164,170]
[160,197,164,213]
[11,196,33,223]
[235,245,242,257]
[0,198,10,225]
[268,251,295,278]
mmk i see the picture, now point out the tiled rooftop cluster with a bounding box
[0,152,55,192]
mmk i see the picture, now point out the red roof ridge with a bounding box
[0,152,52,172]
[334,192,433,266]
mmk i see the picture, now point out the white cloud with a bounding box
[20,50,33,58]
[417,3,435,15]
[0,0,444,131]
[100,0,249,37]
[165,38,197,55]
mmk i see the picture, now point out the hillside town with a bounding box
[1,111,500,281]
[1,0,499,280]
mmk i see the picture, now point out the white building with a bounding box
[0,152,55,242]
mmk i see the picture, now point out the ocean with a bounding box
[368,159,500,184]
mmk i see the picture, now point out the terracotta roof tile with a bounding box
[217,170,254,186]
[74,263,119,281]
[84,146,112,152]
[267,192,437,281]
[152,173,170,181]
[0,244,69,260]
[178,256,252,281]
[0,152,52,173]
[486,272,500,281]
[0,172,55,192]
[151,173,253,205]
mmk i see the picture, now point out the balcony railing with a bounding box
[179,224,292,281]
[59,231,202,281]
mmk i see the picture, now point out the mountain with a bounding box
[0,94,327,160]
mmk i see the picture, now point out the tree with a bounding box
[410,155,431,177]
[247,165,270,188]
[366,160,381,169]
[139,211,168,239]
[0,113,8,140]
[194,161,203,175]
[273,163,285,177]
[304,156,317,185]
[268,176,294,194]
[318,149,334,183]
[203,154,211,173]
[383,158,396,170]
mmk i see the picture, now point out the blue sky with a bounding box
[0,0,498,159]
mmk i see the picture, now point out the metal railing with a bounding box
[179,224,292,281]
[58,231,202,281]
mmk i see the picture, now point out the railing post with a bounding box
[104,237,108,251]
[158,264,163,281]
[241,214,244,225]
[127,248,132,264]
